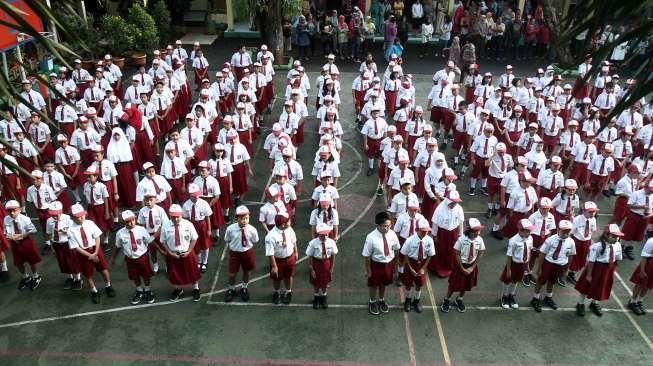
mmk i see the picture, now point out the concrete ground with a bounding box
[0,40,651,366]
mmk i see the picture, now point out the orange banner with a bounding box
[0,0,44,51]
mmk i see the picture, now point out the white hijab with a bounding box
[106,127,133,163]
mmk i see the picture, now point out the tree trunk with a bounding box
[257,0,285,64]
[542,0,575,67]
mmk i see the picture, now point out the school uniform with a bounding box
[306,237,338,288]
[613,175,637,223]
[487,154,513,196]
[630,239,653,289]
[551,193,580,224]
[362,229,400,286]
[182,198,213,252]
[193,175,223,228]
[575,241,622,301]
[160,219,201,285]
[611,139,632,181]
[449,235,485,292]
[503,186,538,237]
[3,214,40,268]
[389,192,420,218]
[71,128,101,169]
[429,202,465,277]
[44,170,72,211]
[536,168,564,199]
[115,225,154,281]
[224,223,259,273]
[586,154,614,196]
[265,227,297,280]
[46,214,78,274]
[12,139,38,175]
[0,155,23,200]
[26,183,56,231]
[528,210,556,254]
[192,56,209,86]
[387,167,416,195]
[361,117,388,158]
[137,205,168,253]
[308,208,339,238]
[259,201,288,230]
[83,181,111,231]
[68,220,107,278]
[311,184,340,206]
[469,134,498,178]
[537,235,576,285]
[622,189,653,242]
[29,122,54,161]
[500,234,533,283]
[400,234,435,288]
[224,142,251,196]
[160,156,188,203]
[570,215,597,272]
[136,175,172,210]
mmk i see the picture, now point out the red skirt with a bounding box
[77,247,109,278]
[192,220,212,252]
[37,142,55,162]
[166,254,201,285]
[464,86,475,103]
[420,194,439,223]
[500,261,527,283]
[415,167,426,198]
[310,257,333,288]
[0,174,22,200]
[503,211,528,238]
[10,238,41,267]
[570,238,591,272]
[237,130,253,156]
[569,162,589,186]
[168,178,187,203]
[217,176,232,208]
[622,211,648,242]
[228,249,256,273]
[629,258,653,289]
[125,254,153,281]
[296,122,305,145]
[537,260,566,285]
[135,130,157,168]
[586,174,608,196]
[210,199,225,228]
[448,263,478,292]
[62,163,84,188]
[115,162,137,208]
[428,228,460,277]
[402,258,428,288]
[104,180,117,213]
[270,255,296,280]
[572,77,590,99]
[79,149,95,171]
[367,260,394,286]
[53,242,79,274]
[430,106,442,123]
[231,163,248,196]
[575,262,616,301]
[612,196,629,223]
[59,123,75,139]
[354,90,364,110]
[395,121,407,140]
[385,90,397,116]
[87,204,111,232]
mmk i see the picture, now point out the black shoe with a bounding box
[528,275,537,286]
[224,288,235,302]
[144,290,155,304]
[29,276,42,290]
[480,187,489,196]
[313,295,320,309]
[522,274,532,287]
[0,270,9,283]
[224,215,230,223]
[636,302,647,315]
[41,245,52,255]
[530,298,542,312]
[91,291,101,304]
[404,298,411,312]
[366,168,374,176]
[192,288,201,302]
[240,287,250,302]
[455,298,466,313]
[131,291,144,305]
[508,294,519,309]
[602,190,611,198]
[491,230,504,240]
[556,277,567,287]
[282,291,292,304]
[378,299,389,313]
[105,285,116,298]
[369,300,380,315]
[412,298,423,313]
[576,303,585,316]
[169,288,184,301]
[567,272,577,286]
[440,298,451,313]
[624,246,635,260]
[321,295,328,309]
[376,186,384,196]
[500,295,509,309]
[543,296,559,310]
[272,291,281,304]
[468,188,476,196]
[63,277,74,290]
[589,302,603,316]
[72,279,83,291]
[200,264,208,273]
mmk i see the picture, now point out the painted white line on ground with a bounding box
[613,271,653,350]
[399,287,417,366]
[206,242,229,303]
[425,276,451,366]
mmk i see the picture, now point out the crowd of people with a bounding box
[0,24,651,318]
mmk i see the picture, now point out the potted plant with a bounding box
[60,13,100,70]
[99,14,134,67]
[127,3,159,66]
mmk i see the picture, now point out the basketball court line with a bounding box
[399,287,418,366]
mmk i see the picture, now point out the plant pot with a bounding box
[112,56,125,68]
[131,53,147,66]
[81,59,96,71]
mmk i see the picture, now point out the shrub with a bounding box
[127,3,159,53]
[150,0,172,47]
[99,14,134,56]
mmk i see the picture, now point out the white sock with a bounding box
[193,282,199,290]
[90,287,98,293]
[481,179,487,187]
[487,202,494,210]
[202,249,209,265]
[242,282,248,289]
[533,292,541,299]
[113,217,119,223]
[74,273,81,280]
[414,290,421,300]
[31,272,39,278]
[470,178,477,189]
[492,224,500,231]
[0,261,7,271]
[502,283,510,296]
[136,286,143,292]
[578,294,586,304]
[105,281,111,287]
[368,158,374,169]
[397,265,404,274]
[546,292,553,298]
[152,262,159,271]
[144,286,151,291]
[45,240,51,246]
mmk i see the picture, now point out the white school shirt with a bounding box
[193,175,221,198]
[500,169,521,196]
[393,212,426,239]
[488,153,513,178]
[431,202,465,234]
[273,160,303,186]
[587,155,615,176]
[571,142,596,164]
[230,52,252,67]
[361,117,388,139]
[26,184,56,210]
[612,139,632,160]
[46,214,73,243]
[192,56,209,70]
[627,189,653,216]
[54,104,78,123]
[552,193,580,216]
[160,156,188,180]
[536,168,564,191]
[400,233,436,260]
[389,191,419,216]
[525,150,547,172]
[617,110,643,130]
[542,114,564,137]
[83,181,110,205]
[596,126,618,144]
[136,175,172,203]
[115,226,153,259]
[91,160,118,182]
[306,237,339,259]
[224,223,259,252]
[3,214,37,237]
[387,167,416,191]
[311,185,340,202]
[83,86,104,103]
[137,205,168,234]
[210,158,235,179]
[224,143,250,165]
[67,220,102,250]
[362,229,400,263]
[571,214,597,241]
[558,131,581,152]
[470,134,497,158]
[587,242,623,263]
[528,211,556,238]
[594,92,616,110]
[506,234,533,264]
[182,198,213,222]
[639,238,653,258]
[614,175,637,197]
[539,235,576,265]
[453,235,485,264]
[160,219,198,253]
[259,201,288,226]
[308,207,340,227]
[507,186,538,213]
[13,139,38,158]
[70,128,101,151]
[20,90,46,110]
[264,227,297,258]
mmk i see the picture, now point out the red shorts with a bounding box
[401,258,428,288]
[622,211,648,242]
[366,137,381,159]
[470,156,489,178]
[448,263,478,292]
[10,238,41,268]
[500,261,527,283]
[166,254,201,286]
[125,254,153,281]
[569,162,589,186]
[53,242,79,274]
[452,130,469,151]
[228,249,256,273]
[612,196,629,223]
[487,176,502,195]
[367,260,394,287]
[537,260,566,285]
[232,163,248,196]
[77,248,109,279]
[629,258,653,289]
[430,106,442,123]
[271,255,296,280]
[309,257,333,289]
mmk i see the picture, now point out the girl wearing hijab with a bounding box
[107,127,137,208]
[121,104,157,169]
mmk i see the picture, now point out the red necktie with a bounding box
[321,239,327,256]
[413,119,418,134]
[599,157,606,175]
[148,210,154,228]
[608,245,614,263]
[91,88,95,100]
[19,141,24,154]
[133,88,137,101]
[203,178,209,196]
[462,115,467,131]
[84,132,90,145]
[550,173,556,190]
[281,231,287,247]
[241,227,247,248]
[188,130,193,145]
[569,134,574,148]
[584,219,590,238]
[540,218,546,237]
[438,87,444,98]
[604,94,609,108]
[27,93,33,104]
[500,156,505,171]
[409,218,414,236]
[453,98,458,111]
[565,196,572,216]
[417,240,423,261]
[60,107,64,121]
[522,240,528,262]
[483,138,489,155]
[373,118,378,135]
[382,233,389,256]
[129,229,138,251]
[36,189,42,209]
[426,153,432,168]
[524,189,530,206]
[552,240,562,260]
[151,178,161,194]
[48,175,54,189]
[174,141,180,156]
[158,98,163,112]
[467,240,475,262]
[53,220,60,242]
[582,145,589,161]
[174,224,181,247]
[286,162,292,180]
[171,160,177,178]
[230,144,235,163]
[191,203,196,221]
[80,226,89,248]
[13,220,20,235]
[240,53,243,65]
[90,184,95,205]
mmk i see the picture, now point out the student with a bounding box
[575,224,624,316]
[306,221,340,310]
[429,191,465,277]
[568,202,598,285]
[500,219,534,309]
[265,212,298,304]
[193,161,221,237]
[210,143,234,222]
[46,201,81,290]
[441,218,486,313]
[224,131,253,206]
[3,200,41,290]
[68,204,115,303]
[25,170,56,251]
[628,237,653,315]
[401,218,435,313]
[160,204,201,302]
[531,220,576,312]
[137,191,168,274]
[621,180,653,260]
[361,107,388,176]
[223,205,259,302]
[362,211,401,315]
[182,183,213,273]
[112,210,155,305]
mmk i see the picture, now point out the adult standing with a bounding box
[384,16,398,61]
